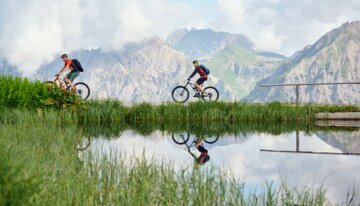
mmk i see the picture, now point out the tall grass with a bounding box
[0,119,331,205]
[0,75,49,108]
[1,75,359,126]
[0,75,80,109]
[0,108,356,138]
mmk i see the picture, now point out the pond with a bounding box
[80,128,360,204]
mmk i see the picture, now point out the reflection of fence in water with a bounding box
[260,131,360,155]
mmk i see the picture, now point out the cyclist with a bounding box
[56,54,80,90]
[187,60,208,97]
[188,137,210,167]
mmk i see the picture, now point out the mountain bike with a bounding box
[171,80,219,103]
[44,75,90,100]
[171,132,219,146]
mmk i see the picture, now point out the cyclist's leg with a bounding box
[63,73,72,88]
[195,139,204,148]
[195,78,206,94]
[64,72,79,90]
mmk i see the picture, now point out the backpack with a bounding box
[71,59,84,72]
[200,64,210,75]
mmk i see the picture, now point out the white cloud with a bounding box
[0,0,201,74]
[213,0,360,55]
[1,0,360,74]
[217,0,245,26]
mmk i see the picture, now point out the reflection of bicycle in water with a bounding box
[75,137,91,151]
[172,133,219,166]
[171,80,219,103]
[172,133,219,145]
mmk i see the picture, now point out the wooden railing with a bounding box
[260,82,360,105]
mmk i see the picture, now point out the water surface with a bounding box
[80,129,360,203]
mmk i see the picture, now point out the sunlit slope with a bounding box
[206,45,285,99]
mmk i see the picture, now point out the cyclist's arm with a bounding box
[188,68,199,79]
[57,66,68,75]
[57,62,71,75]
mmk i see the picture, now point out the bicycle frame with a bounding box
[185,80,204,93]
[183,137,203,151]
[52,75,66,89]
[51,75,78,90]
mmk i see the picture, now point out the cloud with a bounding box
[1,0,360,74]
[0,0,201,74]
[213,0,360,55]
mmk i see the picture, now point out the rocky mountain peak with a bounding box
[292,21,360,62]
[246,21,360,104]
[167,28,256,58]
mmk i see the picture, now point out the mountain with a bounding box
[204,45,285,99]
[167,28,256,58]
[0,58,21,76]
[246,21,360,104]
[35,37,235,104]
[316,131,360,153]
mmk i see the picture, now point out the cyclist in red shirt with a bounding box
[188,137,210,167]
[56,54,80,90]
[187,60,208,97]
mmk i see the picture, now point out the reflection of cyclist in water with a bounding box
[188,138,210,167]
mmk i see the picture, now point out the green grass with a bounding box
[0,100,358,137]
[0,117,331,205]
[1,75,358,128]
[0,75,80,109]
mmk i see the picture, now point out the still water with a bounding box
[80,129,360,203]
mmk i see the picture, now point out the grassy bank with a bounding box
[38,100,360,125]
[1,75,359,127]
[0,118,329,205]
[0,107,357,138]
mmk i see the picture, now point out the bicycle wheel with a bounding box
[172,133,190,145]
[43,81,54,90]
[171,86,189,103]
[75,137,91,151]
[204,135,219,144]
[202,86,219,102]
[74,82,90,100]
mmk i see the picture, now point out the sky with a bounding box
[1,0,360,74]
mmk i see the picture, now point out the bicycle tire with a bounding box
[43,80,53,87]
[74,82,90,100]
[75,137,91,151]
[171,86,190,103]
[204,135,219,144]
[172,133,190,145]
[202,86,219,102]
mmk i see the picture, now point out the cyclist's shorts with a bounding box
[197,145,208,155]
[66,71,79,82]
[196,77,208,85]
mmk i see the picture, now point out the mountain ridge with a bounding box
[246,21,360,104]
